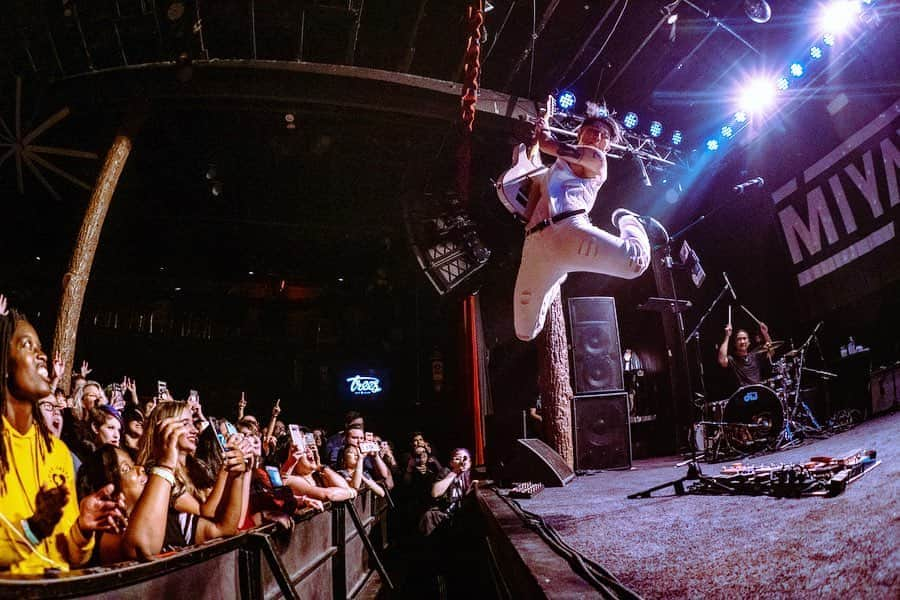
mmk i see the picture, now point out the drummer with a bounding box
[717,322,774,386]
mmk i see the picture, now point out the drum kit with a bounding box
[693,328,837,461]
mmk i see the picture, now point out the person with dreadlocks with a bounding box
[0,295,126,574]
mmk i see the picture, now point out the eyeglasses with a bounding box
[38,401,63,414]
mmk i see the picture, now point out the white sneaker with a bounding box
[611,209,651,274]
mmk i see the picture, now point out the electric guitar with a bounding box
[494,97,555,223]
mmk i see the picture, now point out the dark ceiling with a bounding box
[1,0,896,300]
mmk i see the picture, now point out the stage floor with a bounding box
[513,411,900,599]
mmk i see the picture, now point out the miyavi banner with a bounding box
[771,100,900,301]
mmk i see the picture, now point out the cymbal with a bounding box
[781,348,802,358]
[751,341,784,355]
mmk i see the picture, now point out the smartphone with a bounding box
[224,420,238,438]
[364,431,374,442]
[209,417,228,451]
[289,424,305,450]
[265,466,284,488]
[111,383,124,407]
[303,432,316,448]
[360,441,379,454]
[157,380,168,399]
[189,389,199,404]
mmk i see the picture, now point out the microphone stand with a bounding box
[685,281,732,440]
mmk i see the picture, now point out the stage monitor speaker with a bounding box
[568,296,624,395]
[573,393,631,470]
[504,438,575,487]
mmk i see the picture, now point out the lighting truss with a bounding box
[546,112,688,171]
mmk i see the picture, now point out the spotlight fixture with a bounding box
[706,139,719,151]
[721,125,734,138]
[557,90,577,111]
[820,1,861,36]
[743,0,772,24]
[810,46,823,59]
[777,77,790,90]
[790,63,804,77]
[649,121,663,138]
[671,130,683,145]
[623,112,639,129]
[734,111,748,123]
[823,33,836,46]
[737,78,777,113]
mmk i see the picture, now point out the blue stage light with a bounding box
[623,112,639,129]
[777,77,790,91]
[823,33,836,46]
[721,126,734,138]
[649,121,663,137]
[734,111,747,123]
[671,130,683,145]
[557,90,577,111]
[810,46,823,59]
[790,63,804,77]
[706,139,719,151]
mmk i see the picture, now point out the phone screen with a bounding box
[265,466,284,488]
[157,380,167,398]
[289,424,305,450]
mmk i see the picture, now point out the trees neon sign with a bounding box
[346,375,383,395]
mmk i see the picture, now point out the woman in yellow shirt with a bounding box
[0,296,124,575]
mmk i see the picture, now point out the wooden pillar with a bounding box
[538,293,574,468]
[53,110,144,392]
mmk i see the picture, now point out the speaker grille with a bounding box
[573,393,631,470]
[568,297,624,394]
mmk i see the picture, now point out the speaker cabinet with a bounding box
[504,438,575,487]
[568,297,624,395]
[573,393,631,470]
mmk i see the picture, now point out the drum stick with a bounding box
[740,304,762,325]
[728,305,732,327]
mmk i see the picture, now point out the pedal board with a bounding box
[508,481,545,499]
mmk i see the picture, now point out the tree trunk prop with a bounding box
[538,292,574,468]
[53,112,143,392]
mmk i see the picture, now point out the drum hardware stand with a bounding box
[773,323,827,449]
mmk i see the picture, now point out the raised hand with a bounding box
[52,352,64,381]
[30,483,69,540]
[237,392,247,419]
[156,417,187,469]
[223,435,247,474]
[0,294,8,316]
[271,398,281,419]
[724,324,733,338]
[79,360,92,379]
[123,377,137,399]
[78,484,128,535]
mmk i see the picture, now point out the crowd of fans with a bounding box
[0,294,476,579]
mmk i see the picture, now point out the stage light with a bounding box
[734,111,748,123]
[790,63,804,77]
[820,1,861,36]
[706,139,719,151]
[810,46,823,59]
[585,101,609,117]
[737,77,777,113]
[671,130,683,145]
[649,121,663,137]
[777,77,790,91]
[721,125,734,138]
[743,0,772,24]
[623,112,639,129]
[557,90,577,111]
[823,33,836,46]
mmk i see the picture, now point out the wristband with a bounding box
[150,466,176,486]
[21,519,42,546]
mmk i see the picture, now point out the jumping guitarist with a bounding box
[510,103,652,341]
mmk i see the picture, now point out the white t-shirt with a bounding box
[527,158,602,229]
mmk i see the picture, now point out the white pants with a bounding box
[513,214,649,341]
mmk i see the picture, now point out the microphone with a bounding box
[722,272,737,300]
[733,177,764,194]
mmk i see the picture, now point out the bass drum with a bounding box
[723,384,783,441]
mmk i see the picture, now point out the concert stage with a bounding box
[478,411,899,599]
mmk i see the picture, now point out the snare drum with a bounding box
[723,384,783,440]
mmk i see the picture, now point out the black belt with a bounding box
[526,209,585,236]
